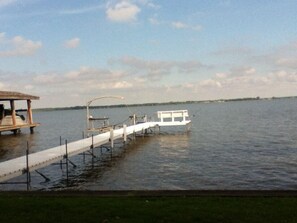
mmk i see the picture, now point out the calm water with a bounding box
[1,98,297,190]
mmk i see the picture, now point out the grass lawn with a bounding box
[0,193,297,223]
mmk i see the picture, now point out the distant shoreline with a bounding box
[34,95,297,112]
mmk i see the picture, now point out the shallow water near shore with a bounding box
[1,98,297,190]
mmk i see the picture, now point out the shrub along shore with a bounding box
[0,190,297,223]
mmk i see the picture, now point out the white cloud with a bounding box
[213,46,252,56]
[137,0,160,9]
[64,66,121,81]
[24,84,34,90]
[0,0,16,8]
[33,73,58,84]
[0,81,4,90]
[113,56,206,71]
[64,38,80,49]
[59,5,104,15]
[4,63,297,108]
[101,81,132,89]
[149,16,202,31]
[200,79,222,88]
[171,21,187,29]
[276,58,297,69]
[245,67,256,74]
[148,17,160,25]
[0,32,5,41]
[106,1,141,22]
[193,66,297,95]
[216,72,228,79]
[0,33,42,57]
[110,56,208,82]
[252,39,297,70]
[229,66,256,77]
[171,21,202,31]
[273,70,297,82]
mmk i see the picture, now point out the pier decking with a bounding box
[0,110,191,183]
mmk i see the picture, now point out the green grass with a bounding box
[0,195,296,223]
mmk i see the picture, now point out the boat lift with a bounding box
[86,96,124,134]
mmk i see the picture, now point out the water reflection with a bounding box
[0,133,39,161]
[158,133,190,148]
[49,136,155,190]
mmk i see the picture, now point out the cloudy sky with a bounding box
[1,0,297,108]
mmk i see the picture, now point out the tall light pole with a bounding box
[86,95,124,131]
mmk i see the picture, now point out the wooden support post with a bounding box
[10,100,16,126]
[27,100,33,124]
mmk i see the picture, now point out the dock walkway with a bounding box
[0,116,191,183]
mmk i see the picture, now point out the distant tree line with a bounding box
[34,96,297,112]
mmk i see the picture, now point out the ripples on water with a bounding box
[1,98,297,190]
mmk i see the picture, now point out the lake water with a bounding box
[1,98,297,190]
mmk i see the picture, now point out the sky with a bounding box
[0,0,297,108]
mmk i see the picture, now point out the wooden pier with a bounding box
[0,110,191,183]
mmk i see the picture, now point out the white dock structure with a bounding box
[0,110,191,183]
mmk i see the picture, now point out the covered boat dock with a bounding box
[0,91,40,135]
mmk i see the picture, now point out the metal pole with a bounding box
[65,139,69,185]
[91,134,94,156]
[110,129,114,149]
[86,102,90,132]
[60,136,62,169]
[123,124,127,144]
[91,134,94,168]
[110,129,114,158]
[26,141,30,191]
[82,131,85,162]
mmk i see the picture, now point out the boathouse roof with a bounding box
[0,91,39,101]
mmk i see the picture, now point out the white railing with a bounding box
[157,110,189,122]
